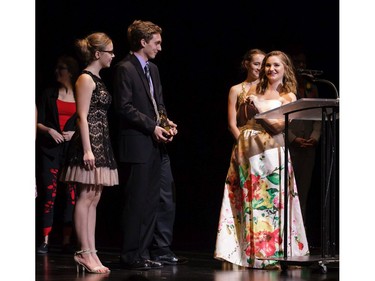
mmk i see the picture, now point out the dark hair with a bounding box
[127,20,162,52]
[241,48,266,71]
[57,55,80,84]
[75,32,112,65]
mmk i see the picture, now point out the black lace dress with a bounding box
[61,70,118,187]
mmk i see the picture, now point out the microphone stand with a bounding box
[313,78,339,99]
[300,73,339,99]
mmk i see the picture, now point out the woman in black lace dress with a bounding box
[60,32,118,274]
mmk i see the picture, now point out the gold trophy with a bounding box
[159,110,171,138]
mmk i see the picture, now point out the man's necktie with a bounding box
[144,62,160,124]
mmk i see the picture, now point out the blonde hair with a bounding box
[75,32,112,65]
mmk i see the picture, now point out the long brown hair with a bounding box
[256,50,297,95]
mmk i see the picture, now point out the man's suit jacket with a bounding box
[113,54,167,163]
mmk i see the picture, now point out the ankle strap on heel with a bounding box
[74,249,91,255]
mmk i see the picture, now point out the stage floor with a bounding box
[35,246,339,281]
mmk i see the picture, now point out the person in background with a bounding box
[215,49,265,268]
[113,20,182,270]
[36,55,80,254]
[228,48,266,139]
[215,50,309,269]
[60,32,119,274]
[288,51,321,222]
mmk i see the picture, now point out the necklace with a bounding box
[244,79,258,85]
[241,79,258,94]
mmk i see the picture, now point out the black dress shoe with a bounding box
[152,254,188,265]
[120,260,151,270]
[145,260,163,269]
[120,259,163,270]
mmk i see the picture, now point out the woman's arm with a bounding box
[75,74,95,169]
[227,86,240,140]
[36,91,64,143]
[37,123,65,143]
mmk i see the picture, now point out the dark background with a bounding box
[35,0,339,253]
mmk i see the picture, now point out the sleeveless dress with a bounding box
[61,70,118,187]
[214,94,309,269]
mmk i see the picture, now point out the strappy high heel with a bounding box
[90,249,110,273]
[74,249,108,274]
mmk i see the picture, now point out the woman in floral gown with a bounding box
[214,50,309,269]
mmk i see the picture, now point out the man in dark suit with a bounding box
[113,20,184,270]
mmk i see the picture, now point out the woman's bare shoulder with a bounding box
[280,92,297,102]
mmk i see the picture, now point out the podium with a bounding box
[255,98,339,272]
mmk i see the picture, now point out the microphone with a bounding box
[296,68,324,76]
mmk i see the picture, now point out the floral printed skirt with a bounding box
[214,129,309,268]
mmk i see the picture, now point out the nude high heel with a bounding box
[90,249,110,273]
[74,249,108,274]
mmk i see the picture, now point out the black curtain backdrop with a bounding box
[35,0,339,253]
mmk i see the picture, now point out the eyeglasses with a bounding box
[100,50,115,55]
